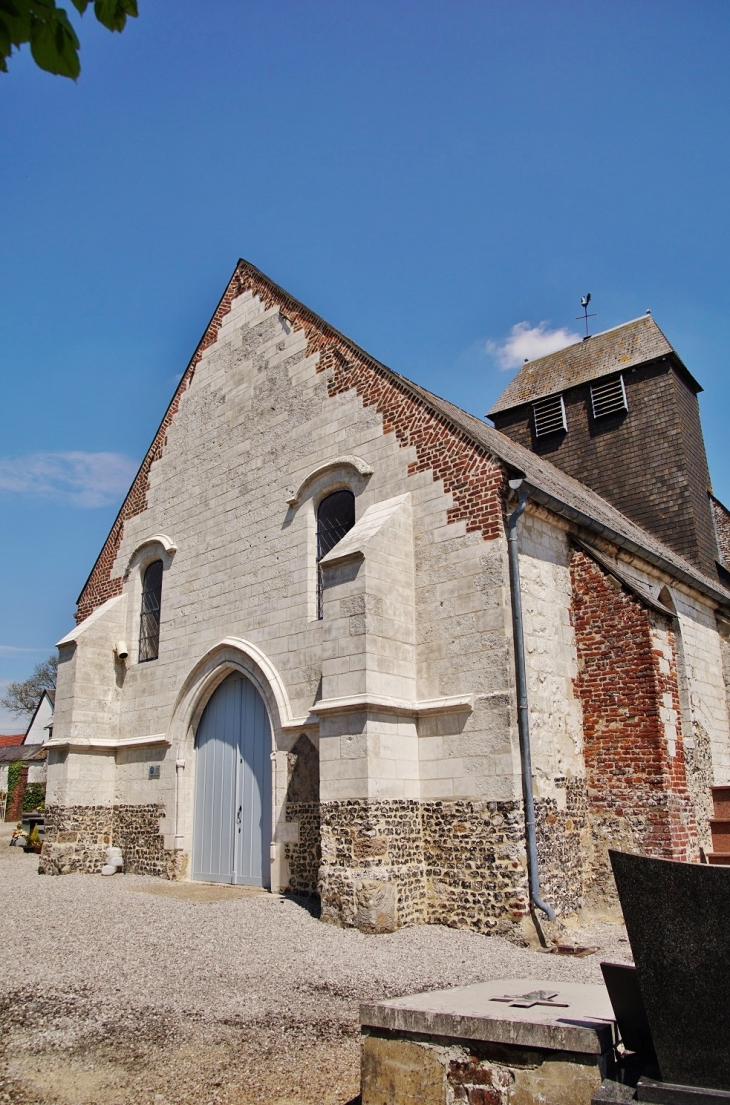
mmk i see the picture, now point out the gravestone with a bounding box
[609,849,730,1098]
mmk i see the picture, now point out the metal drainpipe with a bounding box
[507,480,556,923]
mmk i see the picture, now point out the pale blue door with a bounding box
[192,672,272,887]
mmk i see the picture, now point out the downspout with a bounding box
[507,478,556,923]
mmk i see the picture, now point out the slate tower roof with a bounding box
[488,312,721,579]
[488,314,700,416]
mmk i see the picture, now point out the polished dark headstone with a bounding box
[601,962,656,1061]
[610,850,730,1092]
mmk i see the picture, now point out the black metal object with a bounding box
[600,962,656,1062]
[139,559,163,662]
[316,490,355,619]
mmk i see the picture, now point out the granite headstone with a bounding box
[609,849,730,1092]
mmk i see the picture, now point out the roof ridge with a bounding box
[522,313,656,367]
[76,260,727,619]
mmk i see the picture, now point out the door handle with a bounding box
[236,805,242,826]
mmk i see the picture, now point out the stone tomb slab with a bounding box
[360,978,616,1105]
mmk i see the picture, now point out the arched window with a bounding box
[139,560,163,662]
[317,490,355,619]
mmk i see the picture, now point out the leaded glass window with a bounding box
[317,490,355,619]
[139,560,163,662]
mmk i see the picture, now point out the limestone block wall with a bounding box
[53,594,128,750]
[320,493,417,705]
[49,272,534,926]
[673,591,730,789]
[515,509,588,915]
[49,264,730,933]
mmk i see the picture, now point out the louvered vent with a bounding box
[532,394,567,437]
[591,375,628,419]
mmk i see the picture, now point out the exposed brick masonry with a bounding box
[76,262,507,622]
[570,549,698,898]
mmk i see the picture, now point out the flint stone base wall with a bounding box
[535,777,589,918]
[319,799,427,933]
[319,798,543,936]
[421,799,529,936]
[284,800,321,896]
[40,803,174,878]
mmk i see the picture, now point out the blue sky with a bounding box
[1,1,729,727]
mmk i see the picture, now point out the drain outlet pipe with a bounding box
[507,479,556,923]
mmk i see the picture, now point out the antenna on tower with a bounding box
[576,293,597,338]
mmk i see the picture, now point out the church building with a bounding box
[42,260,730,937]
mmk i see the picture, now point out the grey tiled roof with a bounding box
[488,314,698,416]
[209,263,730,609]
[397,378,730,607]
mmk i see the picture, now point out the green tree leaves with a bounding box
[0,0,137,78]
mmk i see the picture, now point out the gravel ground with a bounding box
[0,824,631,1105]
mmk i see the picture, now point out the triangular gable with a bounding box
[24,689,54,745]
[75,260,730,625]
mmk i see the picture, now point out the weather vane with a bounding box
[576,293,597,338]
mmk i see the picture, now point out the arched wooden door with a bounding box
[192,672,272,887]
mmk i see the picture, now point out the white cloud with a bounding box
[0,451,139,508]
[487,321,581,371]
[0,646,48,656]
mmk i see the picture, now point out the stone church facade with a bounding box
[42,261,730,936]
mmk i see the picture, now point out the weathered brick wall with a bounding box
[570,549,699,904]
[5,764,28,822]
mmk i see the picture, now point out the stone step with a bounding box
[711,785,730,819]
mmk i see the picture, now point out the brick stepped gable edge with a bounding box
[76,261,505,623]
[76,260,730,625]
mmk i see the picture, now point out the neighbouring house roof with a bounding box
[0,733,25,748]
[488,314,701,417]
[0,745,46,763]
